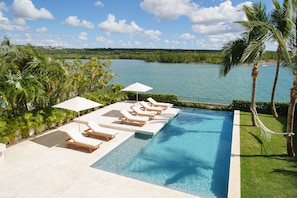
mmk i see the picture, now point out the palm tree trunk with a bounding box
[271,47,281,118]
[286,79,296,157]
[250,64,259,126]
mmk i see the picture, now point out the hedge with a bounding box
[127,93,291,117]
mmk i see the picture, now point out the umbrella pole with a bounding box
[78,112,81,132]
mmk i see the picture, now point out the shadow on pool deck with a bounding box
[31,130,68,148]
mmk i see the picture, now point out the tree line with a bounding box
[36,47,277,64]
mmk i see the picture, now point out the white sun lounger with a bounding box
[119,110,149,126]
[130,105,156,120]
[147,97,173,109]
[84,120,118,141]
[139,101,163,114]
[64,128,103,152]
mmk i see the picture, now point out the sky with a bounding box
[0,0,278,50]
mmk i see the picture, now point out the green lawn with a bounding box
[240,112,297,198]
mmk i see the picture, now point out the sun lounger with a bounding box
[84,121,118,141]
[147,97,173,109]
[139,101,163,114]
[119,110,149,126]
[64,128,103,152]
[130,105,156,120]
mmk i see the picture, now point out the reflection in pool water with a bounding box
[92,108,233,198]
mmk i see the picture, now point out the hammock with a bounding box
[251,108,295,141]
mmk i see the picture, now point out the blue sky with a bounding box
[0,0,277,50]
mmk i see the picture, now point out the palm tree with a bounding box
[270,0,292,118]
[5,70,45,114]
[220,2,269,126]
[285,0,297,157]
[247,0,295,156]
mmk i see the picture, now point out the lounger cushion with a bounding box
[87,121,117,136]
[139,101,163,111]
[66,128,103,146]
[147,97,173,108]
[131,105,156,116]
[120,110,149,122]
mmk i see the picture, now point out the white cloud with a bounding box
[78,32,88,40]
[118,40,134,48]
[140,0,251,48]
[36,27,47,33]
[0,1,28,31]
[140,0,198,20]
[179,33,195,40]
[189,0,247,24]
[172,40,180,46]
[94,1,104,7]
[98,14,162,41]
[143,29,161,41]
[6,32,72,48]
[12,0,54,20]
[141,0,249,34]
[98,14,143,35]
[0,12,12,30]
[96,36,114,46]
[63,16,95,29]
[0,13,28,31]
[0,2,8,11]
[208,33,238,45]
[134,41,141,46]
[192,22,232,34]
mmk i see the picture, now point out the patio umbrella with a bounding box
[53,96,103,131]
[122,82,153,105]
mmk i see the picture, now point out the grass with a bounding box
[240,111,297,198]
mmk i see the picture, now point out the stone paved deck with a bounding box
[0,101,240,198]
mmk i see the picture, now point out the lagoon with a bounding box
[109,59,292,104]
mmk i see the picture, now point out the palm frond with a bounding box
[220,38,247,76]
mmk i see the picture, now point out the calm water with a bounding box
[92,108,233,198]
[109,59,293,104]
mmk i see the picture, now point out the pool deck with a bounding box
[0,101,240,198]
[76,100,180,135]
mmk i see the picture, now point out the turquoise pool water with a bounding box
[91,108,234,198]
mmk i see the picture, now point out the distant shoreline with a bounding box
[37,47,278,65]
[259,60,277,66]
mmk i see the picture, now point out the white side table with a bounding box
[0,143,6,162]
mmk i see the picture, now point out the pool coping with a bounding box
[0,104,241,198]
[228,110,241,198]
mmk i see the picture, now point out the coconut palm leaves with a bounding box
[221,2,269,126]
[269,0,293,117]
[285,0,297,157]
[220,38,247,76]
[5,70,45,113]
[221,0,296,156]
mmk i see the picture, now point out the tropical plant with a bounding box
[285,0,297,157]
[19,112,36,138]
[1,118,20,144]
[222,0,294,156]
[220,2,270,126]
[270,0,293,117]
[0,36,125,143]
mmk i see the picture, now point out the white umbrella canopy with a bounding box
[122,82,153,104]
[53,96,103,131]
[53,96,102,112]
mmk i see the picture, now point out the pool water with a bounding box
[91,108,234,198]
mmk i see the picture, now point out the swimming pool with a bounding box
[91,108,234,197]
